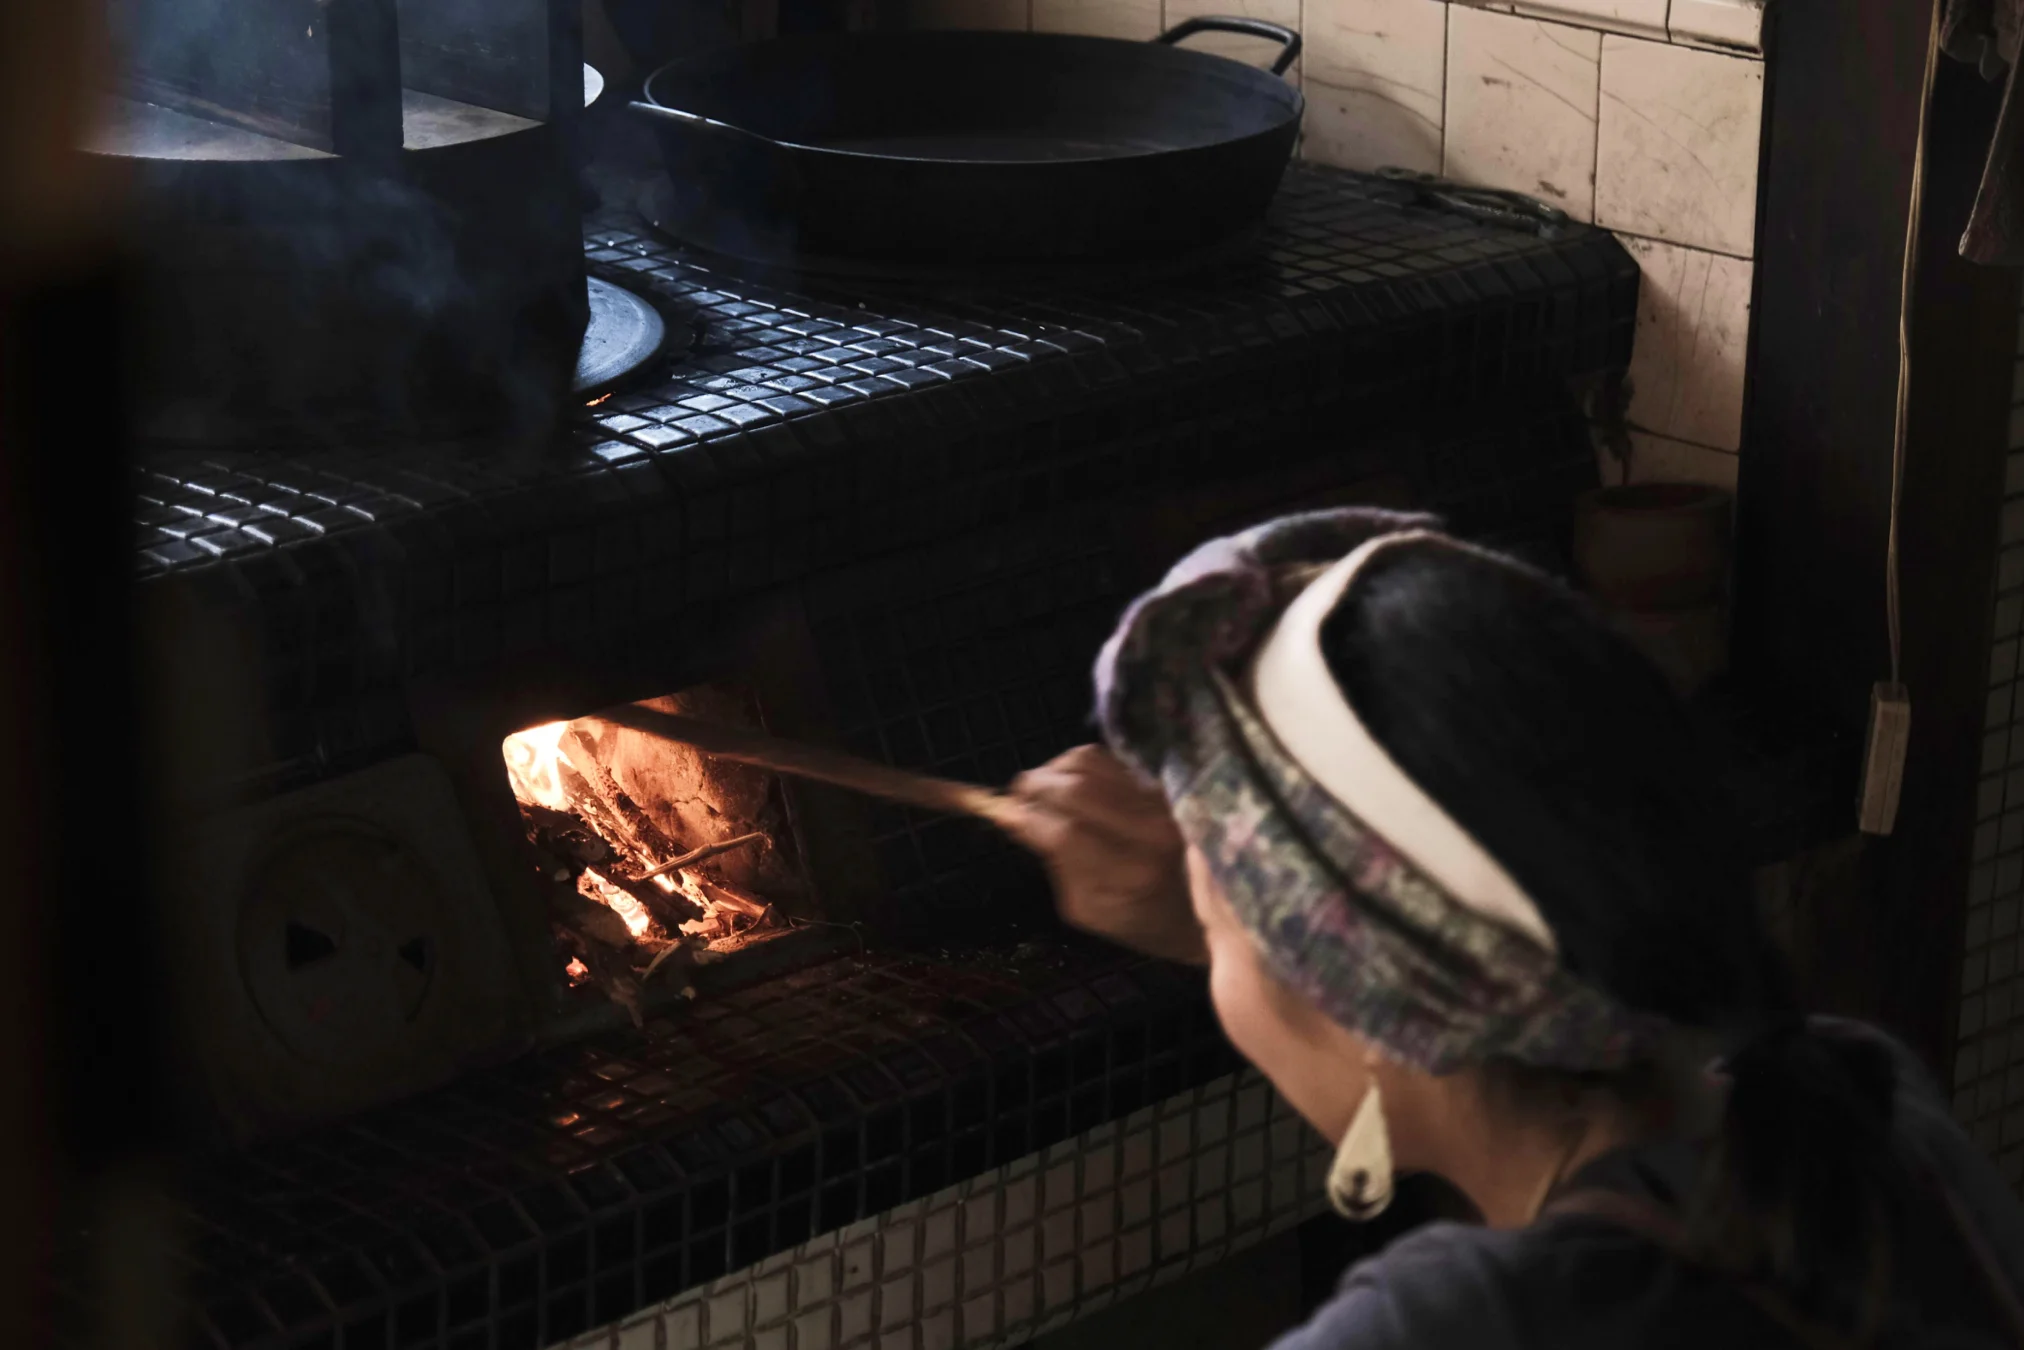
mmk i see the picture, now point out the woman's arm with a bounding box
[999,744,1208,966]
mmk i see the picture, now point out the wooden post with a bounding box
[1734,0,2022,1074]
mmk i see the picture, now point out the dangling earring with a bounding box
[1327,1079,1394,1221]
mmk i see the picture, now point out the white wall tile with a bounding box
[1619,234,1754,451]
[1595,36,1764,256]
[1303,84,1444,174]
[667,1304,702,1350]
[839,1291,873,1344]
[1298,0,1446,174]
[1597,429,1741,491]
[1443,9,1601,222]
[1669,0,1765,52]
[1510,0,1666,38]
[617,1319,660,1350]
[1305,0,1448,90]
[1437,0,1763,44]
[754,1277,788,1329]
[1030,0,1161,38]
[1162,0,1303,79]
[798,1256,836,1307]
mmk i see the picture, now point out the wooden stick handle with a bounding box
[591,705,1021,829]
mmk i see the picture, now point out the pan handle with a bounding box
[1154,17,1301,76]
[627,98,773,151]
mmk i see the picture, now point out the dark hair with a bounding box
[1317,540,1904,1332]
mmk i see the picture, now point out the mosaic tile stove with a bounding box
[110,163,1650,1350]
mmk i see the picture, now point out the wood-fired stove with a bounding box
[119,163,1644,1350]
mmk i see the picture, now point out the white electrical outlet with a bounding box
[170,754,531,1140]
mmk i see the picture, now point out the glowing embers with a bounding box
[501,688,801,1022]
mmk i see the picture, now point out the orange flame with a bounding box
[579,870,654,938]
[503,721,572,810]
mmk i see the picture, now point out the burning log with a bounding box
[557,883,636,949]
[578,941,644,1027]
[591,866,703,931]
[556,923,645,1025]
[506,705,795,1017]
[694,876,771,920]
[641,940,695,986]
[558,726,689,867]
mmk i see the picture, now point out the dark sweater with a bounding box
[1271,1023,2024,1349]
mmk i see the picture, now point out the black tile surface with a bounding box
[130,164,1634,787]
[167,942,1233,1350]
[122,164,1641,1349]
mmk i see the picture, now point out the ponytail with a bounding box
[1691,1020,1907,1334]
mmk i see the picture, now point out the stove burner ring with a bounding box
[636,177,1264,288]
[576,275,678,397]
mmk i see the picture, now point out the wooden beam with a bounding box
[1867,54,2019,1078]
[1735,0,2020,1072]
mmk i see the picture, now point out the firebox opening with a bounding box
[501,685,806,1021]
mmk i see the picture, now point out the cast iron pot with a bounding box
[629,17,1303,264]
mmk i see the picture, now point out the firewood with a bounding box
[558,725,694,876]
[694,876,771,919]
[637,830,769,881]
[641,940,694,984]
[620,874,705,930]
[574,936,644,1026]
[555,884,635,949]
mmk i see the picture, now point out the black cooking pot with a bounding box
[629,18,1303,264]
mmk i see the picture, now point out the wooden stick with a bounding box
[694,875,771,919]
[590,705,1021,829]
[637,830,769,881]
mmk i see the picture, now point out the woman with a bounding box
[1000,508,2024,1348]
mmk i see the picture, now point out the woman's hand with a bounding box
[1000,745,1206,966]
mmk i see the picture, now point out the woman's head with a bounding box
[1100,515,1903,1330]
[1314,541,1782,1038]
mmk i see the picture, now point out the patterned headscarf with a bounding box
[1094,508,1666,1075]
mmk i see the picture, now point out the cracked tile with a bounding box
[1670,0,1766,52]
[1510,0,1667,38]
[1030,0,1159,36]
[1443,8,1601,222]
[1596,35,1765,255]
[1299,0,1446,173]
[1619,234,1753,452]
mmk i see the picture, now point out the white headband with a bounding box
[1245,531,1558,952]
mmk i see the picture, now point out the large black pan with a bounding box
[628,18,1302,265]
